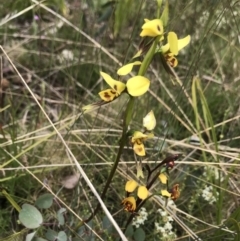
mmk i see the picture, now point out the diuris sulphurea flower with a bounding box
[98,71,126,102]
[140,19,164,37]
[125,180,149,200]
[160,32,191,67]
[131,131,154,156]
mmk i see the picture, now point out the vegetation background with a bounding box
[0,0,239,240]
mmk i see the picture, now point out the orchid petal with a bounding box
[159,173,168,184]
[100,71,126,94]
[140,19,163,37]
[161,189,171,197]
[178,35,191,51]
[117,61,141,76]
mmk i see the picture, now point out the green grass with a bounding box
[0,0,240,240]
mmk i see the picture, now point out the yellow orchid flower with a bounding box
[98,71,126,102]
[131,131,154,156]
[125,180,149,200]
[117,61,142,76]
[121,197,136,212]
[140,19,164,37]
[126,76,150,97]
[143,110,156,131]
[161,32,191,67]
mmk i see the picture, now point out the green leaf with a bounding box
[125,225,134,238]
[57,208,66,226]
[45,229,58,241]
[35,193,54,209]
[57,231,67,241]
[134,228,145,241]
[19,204,43,229]
[26,232,36,241]
[33,238,48,241]
[160,0,169,26]
[102,216,113,232]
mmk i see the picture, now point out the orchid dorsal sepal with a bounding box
[161,32,191,55]
[117,61,142,76]
[140,19,164,37]
[143,110,156,131]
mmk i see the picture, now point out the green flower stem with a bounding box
[83,98,134,225]
[83,37,159,227]
[138,36,160,76]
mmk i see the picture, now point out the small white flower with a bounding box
[132,207,148,228]
[202,185,217,204]
[164,222,173,231]
[58,49,75,63]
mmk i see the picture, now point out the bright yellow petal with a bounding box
[178,35,191,52]
[141,19,163,37]
[159,173,168,184]
[161,43,170,53]
[168,32,178,55]
[117,61,141,76]
[133,142,146,156]
[98,89,116,102]
[132,131,148,142]
[126,76,150,97]
[137,186,148,200]
[125,180,138,192]
[132,50,143,59]
[143,110,156,131]
[100,71,126,94]
[161,189,171,197]
[140,29,160,37]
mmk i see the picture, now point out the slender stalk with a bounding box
[83,30,160,228]
[83,97,134,224]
